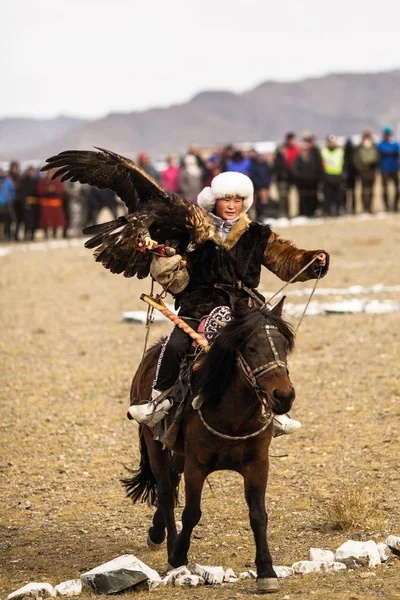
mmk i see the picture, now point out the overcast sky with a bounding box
[2,0,400,120]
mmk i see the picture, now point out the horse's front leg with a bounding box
[168,458,206,569]
[243,458,279,594]
[143,428,178,557]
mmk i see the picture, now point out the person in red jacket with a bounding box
[38,170,66,238]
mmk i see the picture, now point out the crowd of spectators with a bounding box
[0,126,399,242]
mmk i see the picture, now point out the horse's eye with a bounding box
[247,346,257,354]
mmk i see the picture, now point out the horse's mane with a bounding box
[197,305,294,403]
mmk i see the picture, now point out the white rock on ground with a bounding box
[335,540,381,567]
[273,566,295,578]
[309,548,335,562]
[7,583,57,600]
[163,567,191,586]
[239,572,251,579]
[223,568,238,583]
[148,579,163,591]
[386,536,400,553]
[80,554,161,594]
[292,561,347,574]
[54,580,82,596]
[174,574,203,587]
[194,564,225,584]
[377,543,392,562]
[248,569,257,579]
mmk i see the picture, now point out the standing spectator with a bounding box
[38,170,66,238]
[292,134,322,217]
[321,135,345,216]
[343,139,357,214]
[219,145,234,172]
[0,169,15,241]
[160,155,180,193]
[249,151,271,222]
[20,166,39,241]
[274,132,300,217]
[179,154,203,203]
[377,126,399,212]
[353,129,379,213]
[187,146,208,183]
[137,152,160,182]
[8,161,23,240]
[64,181,90,236]
[204,159,221,187]
[87,187,118,226]
[226,150,251,175]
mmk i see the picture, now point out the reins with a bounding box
[264,255,322,333]
[139,256,322,441]
[197,406,273,441]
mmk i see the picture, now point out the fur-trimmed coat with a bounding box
[173,213,329,320]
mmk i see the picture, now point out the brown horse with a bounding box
[123,298,295,593]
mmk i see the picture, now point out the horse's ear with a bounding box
[271,296,286,317]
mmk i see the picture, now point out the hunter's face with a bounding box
[215,195,244,220]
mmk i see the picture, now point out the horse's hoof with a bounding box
[146,533,164,551]
[256,578,280,593]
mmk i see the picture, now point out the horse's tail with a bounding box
[121,427,158,506]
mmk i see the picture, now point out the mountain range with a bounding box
[1,69,399,161]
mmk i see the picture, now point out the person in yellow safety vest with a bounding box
[321,134,345,216]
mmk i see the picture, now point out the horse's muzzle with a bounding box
[270,387,295,415]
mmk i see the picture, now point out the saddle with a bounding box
[153,306,232,452]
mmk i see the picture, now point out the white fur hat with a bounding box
[197,172,254,213]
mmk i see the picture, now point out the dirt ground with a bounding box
[1,213,400,600]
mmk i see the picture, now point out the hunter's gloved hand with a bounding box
[150,254,190,294]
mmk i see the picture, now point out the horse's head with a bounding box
[198,298,296,416]
[238,297,295,415]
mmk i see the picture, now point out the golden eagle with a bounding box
[41,148,209,278]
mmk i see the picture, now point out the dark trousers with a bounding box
[0,208,12,241]
[24,203,40,241]
[345,186,356,214]
[297,185,319,217]
[323,182,342,216]
[154,318,199,391]
[13,199,25,241]
[359,175,375,213]
[382,171,399,211]
[277,181,291,217]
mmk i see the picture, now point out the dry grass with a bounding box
[323,484,383,532]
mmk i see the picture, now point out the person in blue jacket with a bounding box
[377,126,399,212]
[0,169,15,241]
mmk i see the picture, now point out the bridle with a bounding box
[237,323,287,403]
[197,322,288,441]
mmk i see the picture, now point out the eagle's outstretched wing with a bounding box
[41,148,209,278]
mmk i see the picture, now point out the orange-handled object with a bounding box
[140,294,209,351]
